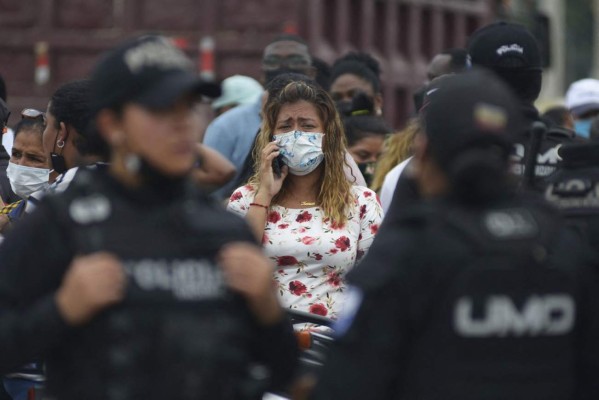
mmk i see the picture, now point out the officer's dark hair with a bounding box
[0,74,6,102]
[12,118,44,140]
[445,138,513,205]
[330,52,382,93]
[343,115,392,147]
[50,79,110,159]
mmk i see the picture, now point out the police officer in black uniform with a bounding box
[383,22,578,234]
[309,71,599,400]
[467,21,580,187]
[545,143,599,257]
[0,36,298,400]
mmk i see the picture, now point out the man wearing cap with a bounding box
[308,70,599,400]
[565,78,599,139]
[211,74,264,117]
[468,21,577,187]
[203,34,316,200]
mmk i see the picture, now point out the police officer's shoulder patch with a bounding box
[482,208,539,240]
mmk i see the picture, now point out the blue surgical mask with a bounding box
[574,119,592,138]
[273,130,324,176]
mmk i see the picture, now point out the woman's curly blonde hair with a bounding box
[249,80,353,224]
[370,118,420,192]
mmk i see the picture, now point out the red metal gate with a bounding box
[299,0,494,126]
[0,0,493,128]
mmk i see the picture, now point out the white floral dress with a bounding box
[227,185,384,320]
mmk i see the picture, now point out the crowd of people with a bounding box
[0,19,596,400]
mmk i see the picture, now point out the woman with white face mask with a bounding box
[0,112,49,231]
[0,110,48,399]
[228,80,383,322]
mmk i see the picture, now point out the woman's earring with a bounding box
[56,140,65,149]
[124,153,141,173]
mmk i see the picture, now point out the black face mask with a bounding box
[357,161,376,187]
[50,153,68,174]
[335,92,375,117]
[50,130,68,174]
[335,100,354,117]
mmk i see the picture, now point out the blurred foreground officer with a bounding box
[310,71,599,400]
[0,36,297,400]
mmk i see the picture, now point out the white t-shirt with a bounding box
[380,156,413,214]
[227,184,383,320]
[2,128,13,156]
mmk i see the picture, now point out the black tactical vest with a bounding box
[43,169,264,400]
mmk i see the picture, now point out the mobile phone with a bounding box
[272,154,283,178]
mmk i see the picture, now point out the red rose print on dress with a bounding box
[276,256,299,266]
[278,223,289,229]
[296,211,313,223]
[309,303,328,316]
[314,253,323,261]
[364,191,372,198]
[268,211,281,224]
[327,271,342,287]
[335,236,351,251]
[289,280,308,296]
[230,191,242,201]
[370,224,379,235]
[359,204,367,219]
[301,236,316,245]
[330,220,345,230]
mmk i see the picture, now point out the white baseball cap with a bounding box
[211,75,263,110]
[565,78,599,117]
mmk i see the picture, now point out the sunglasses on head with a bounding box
[21,108,46,124]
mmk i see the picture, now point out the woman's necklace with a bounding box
[287,191,317,207]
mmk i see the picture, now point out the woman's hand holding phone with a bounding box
[256,141,288,203]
